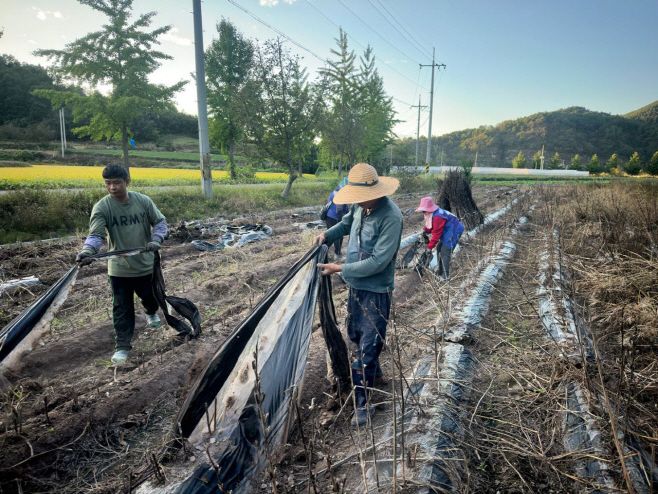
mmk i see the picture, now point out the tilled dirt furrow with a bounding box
[0,186,518,493]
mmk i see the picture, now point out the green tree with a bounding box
[625,152,642,175]
[647,151,658,176]
[569,154,582,170]
[532,150,542,169]
[241,38,326,198]
[33,0,185,174]
[512,151,526,168]
[320,29,360,176]
[586,154,600,174]
[605,153,619,173]
[205,18,254,180]
[355,45,395,167]
[549,152,561,170]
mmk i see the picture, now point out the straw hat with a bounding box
[332,163,399,205]
[415,196,439,212]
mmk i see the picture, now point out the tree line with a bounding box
[205,21,396,196]
[392,104,658,175]
[9,0,395,198]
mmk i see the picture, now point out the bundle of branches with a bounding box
[436,170,484,230]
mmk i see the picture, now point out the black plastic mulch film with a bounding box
[0,248,200,368]
[172,245,343,494]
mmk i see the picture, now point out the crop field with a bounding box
[0,164,315,190]
[69,148,228,162]
[1,182,657,494]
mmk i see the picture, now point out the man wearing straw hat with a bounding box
[314,162,402,427]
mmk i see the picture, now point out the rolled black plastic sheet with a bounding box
[169,245,327,494]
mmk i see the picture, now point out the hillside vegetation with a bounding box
[396,104,658,168]
[624,100,658,123]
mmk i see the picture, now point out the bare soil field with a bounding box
[2,183,655,494]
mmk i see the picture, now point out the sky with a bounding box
[1,0,657,138]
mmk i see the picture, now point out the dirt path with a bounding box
[0,186,529,493]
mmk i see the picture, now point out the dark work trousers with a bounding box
[347,287,391,405]
[436,242,456,278]
[325,216,344,255]
[109,274,159,351]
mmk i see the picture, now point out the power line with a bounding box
[367,0,432,60]
[227,0,326,64]
[379,0,434,49]
[228,0,426,122]
[392,96,414,107]
[304,0,429,91]
[336,0,423,66]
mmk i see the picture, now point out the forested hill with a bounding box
[410,104,658,167]
[624,100,658,123]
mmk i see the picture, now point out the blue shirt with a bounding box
[327,188,348,221]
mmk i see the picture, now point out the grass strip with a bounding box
[0,182,338,244]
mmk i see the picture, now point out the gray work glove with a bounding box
[75,252,94,266]
[146,241,161,252]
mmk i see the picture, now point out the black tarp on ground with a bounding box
[0,265,79,371]
[163,245,344,494]
[0,248,200,372]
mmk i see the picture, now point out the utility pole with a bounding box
[193,0,213,198]
[540,144,545,170]
[411,96,427,168]
[59,107,66,158]
[420,48,445,167]
[389,144,392,173]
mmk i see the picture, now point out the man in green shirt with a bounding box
[314,162,402,427]
[76,164,168,364]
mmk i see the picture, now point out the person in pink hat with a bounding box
[416,197,465,279]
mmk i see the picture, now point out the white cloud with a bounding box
[259,0,296,5]
[159,27,192,47]
[28,39,37,45]
[31,6,63,21]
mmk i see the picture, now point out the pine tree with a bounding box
[625,152,642,175]
[586,154,600,174]
[512,151,527,168]
[549,152,561,170]
[532,150,542,169]
[647,151,658,176]
[605,153,619,173]
[205,19,254,180]
[569,154,582,171]
[320,29,359,176]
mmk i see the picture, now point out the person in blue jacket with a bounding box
[324,177,349,257]
[416,196,465,279]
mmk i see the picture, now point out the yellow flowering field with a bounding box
[0,165,313,190]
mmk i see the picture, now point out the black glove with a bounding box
[76,252,94,266]
[146,241,161,252]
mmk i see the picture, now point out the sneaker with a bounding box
[111,349,130,364]
[146,313,161,327]
[351,406,376,427]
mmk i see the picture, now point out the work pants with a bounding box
[325,216,344,255]
[110,274,159,351]
[347,288,391,406]
[436,242,456,278]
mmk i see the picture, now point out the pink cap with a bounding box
[416,196,439,212]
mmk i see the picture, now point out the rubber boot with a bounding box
[351,366,375,427]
